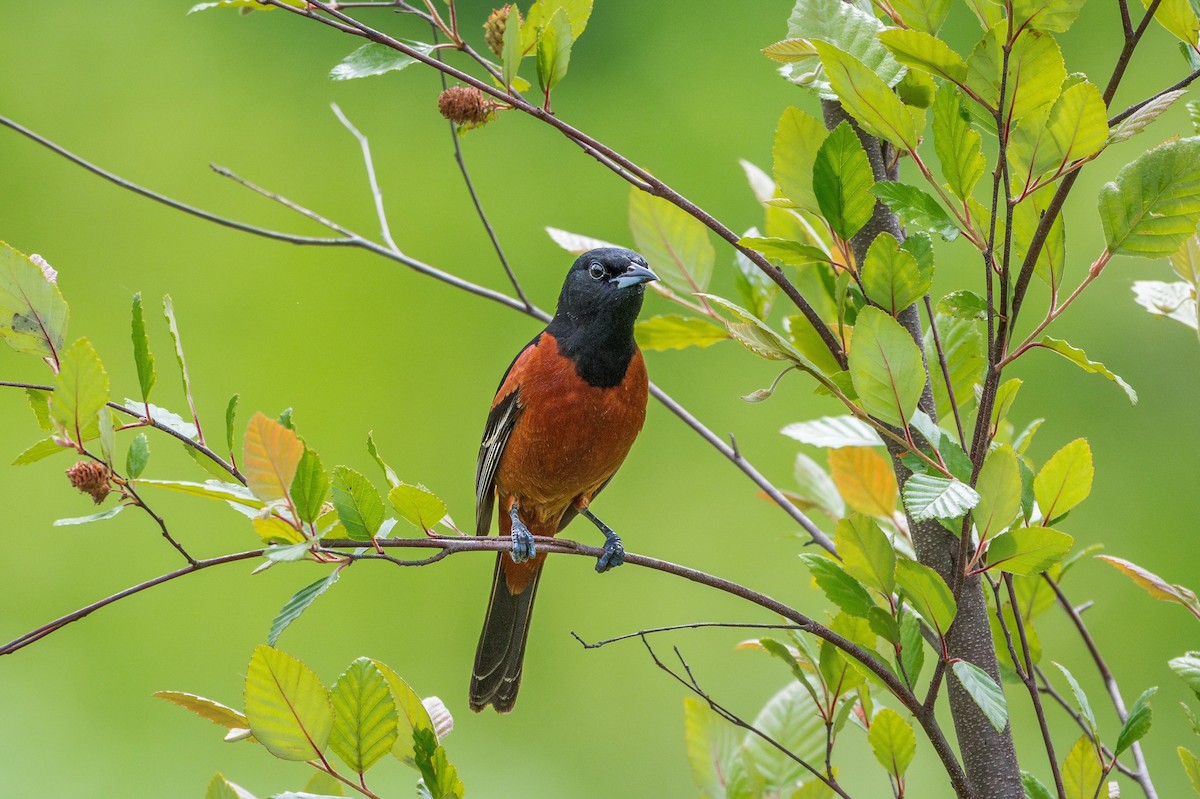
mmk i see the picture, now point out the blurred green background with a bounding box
[2,2,1199,797]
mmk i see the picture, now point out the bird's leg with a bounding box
[580,508,624,573]
[508,502,536,563]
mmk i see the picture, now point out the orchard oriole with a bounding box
[470,247,658,713]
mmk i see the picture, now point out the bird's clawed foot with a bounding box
[596,534,625,573]
[508,504,536,563]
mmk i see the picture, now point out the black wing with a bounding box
[475,388,523,536]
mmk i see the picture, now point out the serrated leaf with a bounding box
[762,38,817,63]
[1034,438,1092,521]
[899,607,926,684]
[800,553,876,618]
[244,412,304,503]
[1180,746,1200,795]
[13,437,66,466]
[154,691,250,733]
[738,237,834,268]
[773,106,830,212]
[51,338,110,445]
[1052,662,1097,735]
[634,315,728,351]
[986,526,1073,575]
[892,0,952,32]
[966,29,1066,125]
[904,472,980,521]
[1132,280,1198,329]
[829,446,898,518]
[370,660,435,766]
[926,312,984,421]
[873,181,961,240]
[684,696,741,798]
[536,7,573,94]
[1036,337,1137,404]
[1062,734,1102,799]
[1013,0,1087,32]
[268,572,341,646]
[123,399,198,439]
[332,467,385,542]
[782,415,883,448]
[53,505,126,526]
[1143,0,1199,46]
[244,645,334,761]
[302,771,346,796]
[1021,770,1055,799]
[225,393,239,457]
[952,659,1008,732]
[782,0,906,98]
[975,445,1021,540]
[1098,555,1200,613]
[389,483,447,532]
[815,42,919,150]
[331,41,434,80]
[868,708,917,776]
[836,513,896,595]
[1170,654,1200,700]
[26,387,53,431]
[848,306,925,427]
[733,232,780,319]
[896,559,957,636]
[937,290,988,320]
[879,28,967,83]
[501,3,522,87]
[330,658,399,775]
[813,121,875,240]
[1100,137,1200,257]
[544,226,620,255]
[702,294,817,368]
[1116,687,1156,755]
[138,478,263,506]
[743,682,827,790]
[629,187,715,295]
[189,0,304,11]
[862,232,929,315]
[162,295,200,437]
[126,433,150,479]
[130,292,155,404]
[290,448,329,526]
[366,431,400,489]
[933,84,985,203]
[413,727,464,799]
[0,241,69,364]
[1111,90,1188,145]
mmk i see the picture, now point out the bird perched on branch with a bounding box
[470,247,658,713]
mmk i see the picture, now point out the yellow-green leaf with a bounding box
[896,559,957,636]
[244,645,334,761]
[371,659,436,766]
[153,691,251,734]
[986,526,1074,575]
[1143,0,1199,47]
[862,232,929,315]
[974,444,1021,539]
[878,29,967,83]
[330,657,400,775]
[1033,438,1092,520]
[1100,136,1200,258]
[933,84,985,202]
[868,708,917,776]
[1061,734,1103,799]
[51,338,109,445]
[813,121,876,241]
[966,28,1066,124]
[815,41,919,150]
[848,306,926,427]
[773,106,830,213]
[836,513,896,596]
[629,187,715,296]
[389,483,447,532]
[0,242,68,364]
[634,315,728,351]
[1013,0,1088,32]
[535,7,573,94]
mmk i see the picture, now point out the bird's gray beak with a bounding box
[610,263,659,289]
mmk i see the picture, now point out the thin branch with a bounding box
[1108,68,1200,126]
[330,102,401,253]
[1035,669,1140,781]
[922,295,966,449]
[1,381,244,482]
[639,636,854,799]
[572,621,803,649]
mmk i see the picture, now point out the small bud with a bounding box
[483,5,519,58]
[66,461,112,505]
[437,86,497,128]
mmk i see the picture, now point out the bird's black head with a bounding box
[545,247,658,387]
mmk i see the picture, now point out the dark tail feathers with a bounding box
[469,553,544,712]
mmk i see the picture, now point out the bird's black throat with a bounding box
[544,312,638,389]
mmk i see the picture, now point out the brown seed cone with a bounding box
[67,461,112,505]
[437,86,494,127]
[483,4,519,58]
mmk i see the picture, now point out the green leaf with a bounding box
[1046,82,1108,166]
[1110,90,1188,146]
[773,106,830,212]
[332,467,386,542]
[813,121,875,240]
[782,0,906,98]
[743,682,826,790]
[933,84,985,202]
[848,306,925,427]
[634,315,727,351]
[126,433,150,479]
[952,659,1008,732]
[154,691,251,735]
[1021,771,1055,799]
[189,0,304,11]
[835,513,896,595]
[522,0,593,51]
[302,772,345,796]
[1100,137,1200,257]
[629,187,715,296]
[53,505,126,526]
[413,727,464,799]
[501,6,522,88]
[0,242,69,365]
[51,338,110,445]
[389,483,447,532]
[536,7,573,94]
[268,572,341,646]
[899,607,926,685]
[738,237,834,268]
[1170,654,1200,700]
[330,658,400,776]
[974,445,1021,539]
[702,294,817,368]
[903,472,980,521]
[862,232,929,315]
[137,478,263,507]
[1061,734,1103,799]
[290,448,329,526]
[1052,662,1097,735]
[13,437,66,466]
[896,68,936,108]
[868,708,917,776]
[370,659,436,766]
[872,182,960,240]
[895,559,957,636]
[891,0,952,32]
[366,431,400,489]
[878,28,967,83]
[1180,746,1200,796]
[97,407,116,468]
[938,290,988,320]
[162,295,199,435]
[684,696,741,798]
[1116,687,1156,755]
[814,42,919,150]
[330,41,434,80]
[733,237,780,319]
[26,387,53,431]
[244,646,334,761]
[206,773,257,799]
[1034,438,1093,521]
[966,29,1066,124]
[781,415,883,448]
[926,313,984,421]
[1098,555,1200,615]
[799,553,876,618]
[987,526,1073,574]
[130,293,155,405]
[244,412,305,503]
[1143,0,1199,46]
[1012,0,1087,32]
[1036,337,1137,404]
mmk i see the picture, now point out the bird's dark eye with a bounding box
[588,263,605,280]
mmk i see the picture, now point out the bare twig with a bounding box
[330,103,401,253]
[1035,669,1140,781]
[922,295,965,449]
[572,621,803,649]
